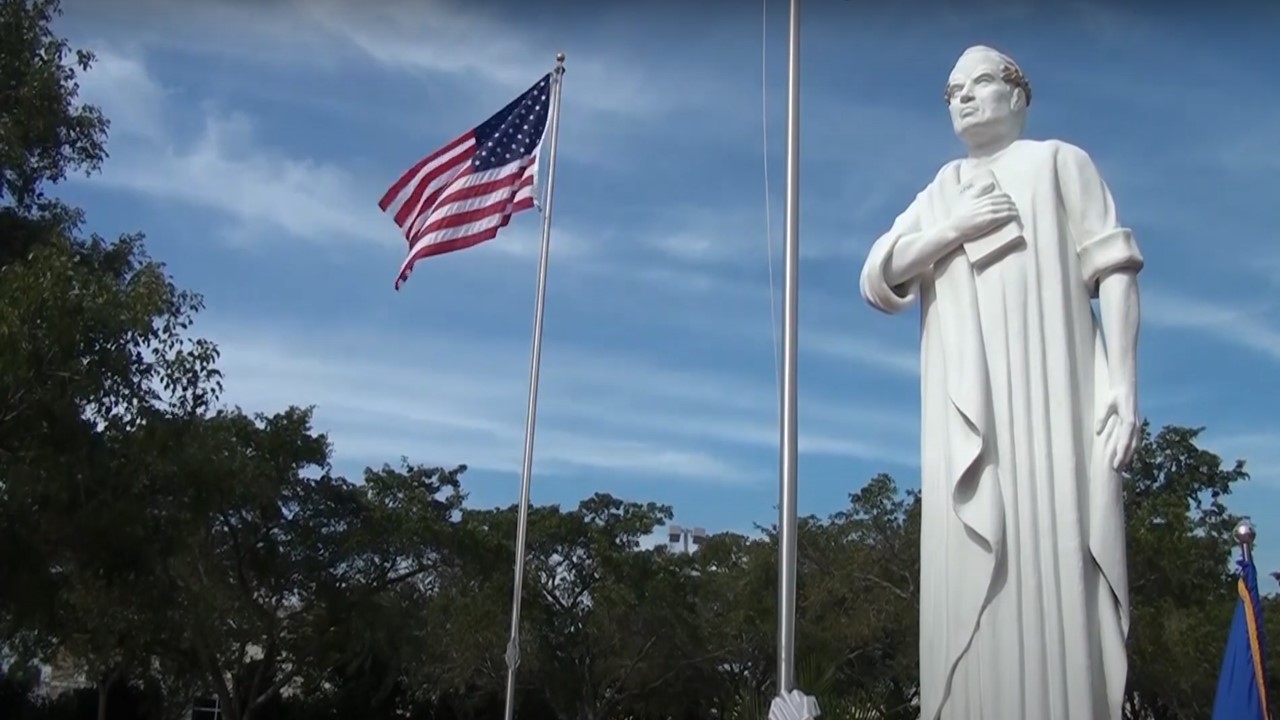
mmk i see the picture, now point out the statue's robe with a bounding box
[860,139,1143,720]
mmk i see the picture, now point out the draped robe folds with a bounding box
[859,139,1143,720]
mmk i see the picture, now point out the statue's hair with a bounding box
[944,45,1033,108]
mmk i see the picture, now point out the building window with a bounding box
[192,695,221,720]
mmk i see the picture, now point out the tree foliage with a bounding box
[0,2,1276,719]
[0,0,108,265]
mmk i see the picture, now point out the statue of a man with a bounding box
[859,46,1143,720]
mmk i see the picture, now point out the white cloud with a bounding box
[803,332,919,378]
[62,2,930,289]
[66,0,714,123]
[70,43,873,312]
[1144,286,1280,363]
[201,316,918,487]
[646,283,924,382]
[300,0,682,122]
[1208,430,1280,489]
[1210,109,1280,175]
[74,48,167,141]
[1260,255,1280,290]
[637,203,775,268]
[111,111,390,247]
[65,0,351,70]
[64,1,1277,500]
[73,47,390,245]
[73,47,592,261]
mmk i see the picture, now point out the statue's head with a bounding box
[944,46,1032,151]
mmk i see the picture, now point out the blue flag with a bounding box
[1212,556,1272,720]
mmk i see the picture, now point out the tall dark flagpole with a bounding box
[502,52,566,720]
[770,0,818,717]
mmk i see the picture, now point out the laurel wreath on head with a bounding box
[943,64,1033,108]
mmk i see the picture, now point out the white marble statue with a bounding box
[859,46,1143,720]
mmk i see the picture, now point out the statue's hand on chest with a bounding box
[951,168,1025,268]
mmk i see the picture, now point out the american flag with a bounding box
[379,73,553,289]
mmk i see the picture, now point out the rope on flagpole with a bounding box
[762,0,782,411]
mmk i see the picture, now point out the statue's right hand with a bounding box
[945,192,1020,243]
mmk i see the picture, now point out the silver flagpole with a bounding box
[777,0,801,693]
[502,52,566,720]
[770,0,818,717]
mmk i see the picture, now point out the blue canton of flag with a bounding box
[474,76,552,173]
[1213,555,1273,720]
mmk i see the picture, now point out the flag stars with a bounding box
[470,72,551,171]
[380,71,552,291]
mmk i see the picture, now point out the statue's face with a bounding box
[946,51,1021,142]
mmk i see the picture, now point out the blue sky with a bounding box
[55,0,1280,577]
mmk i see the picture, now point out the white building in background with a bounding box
[4,647,222,719]
[11,648,89,700]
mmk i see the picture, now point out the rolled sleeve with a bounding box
[860,195,925,315]
[861,235,919,314]
[1078,228,1144,295]
[1054,141,1144,297]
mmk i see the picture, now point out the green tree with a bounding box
[689,529,776,716]
[817,474,921,717]
[0,6,218,719]
[446,494,702,720]
[416,504,514,720]
[0,237,219,720]
[139,408,467,720]
[1123,424,1249,719]
[721,475,921,720]
[722,426,1266,720]
[295,460,470,720]
[0,0,109,266]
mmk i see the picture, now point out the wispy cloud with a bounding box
[74,49,167,141]
[1209,109,1280,175]
[208,324,755,485]
[63,0,943,289]
[803,331,919,378]
[59,0,1278,536]
[74,47,598,262]
[65,0,731,127]
[70,46,828,311]
[1209,430,1280,488]
[1144,285,1280,363]
[64,0,319,64]
[201,315,918,486]
[73,47,400,245]
[301,0,696,122]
